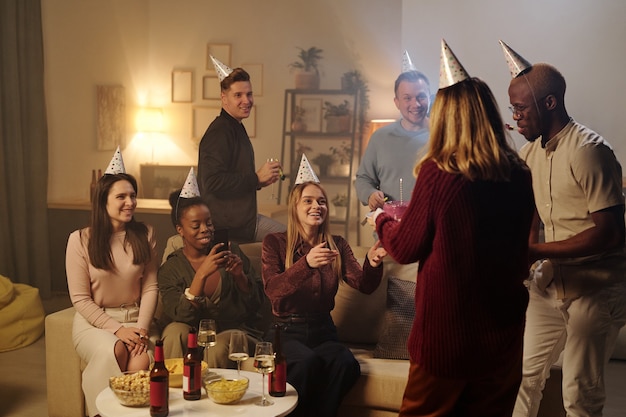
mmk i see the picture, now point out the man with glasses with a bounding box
[502,41,626,417]
[356,69,431,211]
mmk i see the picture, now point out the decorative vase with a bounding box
[295,72,320,90]
[333,205,347,220]
[291,119,307,132]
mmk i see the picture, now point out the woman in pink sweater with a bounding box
[373,42,535,416]
[66,172,159,417]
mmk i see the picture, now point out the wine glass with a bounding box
[253,341,275,406]
[228,331,249,376]
[198,319,216,365]
[267,158,278,201]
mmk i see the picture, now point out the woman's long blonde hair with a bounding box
[285,182,342,280]
[415,77,524,181]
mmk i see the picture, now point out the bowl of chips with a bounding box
[203,376,249,404]
[109,370,150,407]
[164,358,209,387]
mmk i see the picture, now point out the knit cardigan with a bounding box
[376,159,534,378]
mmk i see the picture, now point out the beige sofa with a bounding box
[45,243,626,417]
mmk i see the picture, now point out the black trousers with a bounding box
[267,316,360,417]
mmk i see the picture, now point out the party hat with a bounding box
[438,39,470,89]
[294,154,320,185]
[210,55,233,82]
[180,167,200,198]
[104,146,126,174]
[499,40,532,78]
[401,50,416,72]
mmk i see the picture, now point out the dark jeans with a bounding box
[267,316,360,417]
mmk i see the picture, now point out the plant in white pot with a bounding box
[289,46,323,90]
[329,141,352,177]
[332,193,349,219]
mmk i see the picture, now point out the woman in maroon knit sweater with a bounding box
[373,42,535,417]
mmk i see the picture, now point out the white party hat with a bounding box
[401,50,416,72]
[499,40,532,78]
[294,154,320,185]
[180,167,200,198]
[438,39,470,89]
[104,146,126,174]
[210,55,233,82]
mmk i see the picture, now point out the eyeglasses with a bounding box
[508,94,551,118]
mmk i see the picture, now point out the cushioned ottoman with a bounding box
[0,275,45,352]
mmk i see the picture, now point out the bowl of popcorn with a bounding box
[109,370,150,407]
[164,358,209,388]
[203,376,249,404]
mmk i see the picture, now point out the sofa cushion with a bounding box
[373,278,415,360]
[331,252,418,345]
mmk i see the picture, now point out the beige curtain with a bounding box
[0,0,51,298]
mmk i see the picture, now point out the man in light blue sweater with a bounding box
[355,70,431,210]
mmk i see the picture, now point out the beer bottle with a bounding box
[183,327,202,400]
[269,323,287,397]
[150,339,169,416]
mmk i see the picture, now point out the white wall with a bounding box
[44,0,624,204]
[401,0,626,162]
[43,0,403,202]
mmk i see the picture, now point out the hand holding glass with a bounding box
[228,331,249,376]
[253,342,275,406]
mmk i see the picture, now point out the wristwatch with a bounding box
[184,288,205,302]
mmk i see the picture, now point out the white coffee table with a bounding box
[96,369,298,417]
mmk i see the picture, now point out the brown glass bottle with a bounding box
[183,327,202,400]
[150,339,169,416]
[269,323,287,397]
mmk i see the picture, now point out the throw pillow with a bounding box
[373,277,416,360]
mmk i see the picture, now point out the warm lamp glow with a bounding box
[363,119,395,152]
[136,107,164,133]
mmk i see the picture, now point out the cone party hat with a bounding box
[104,146,126,175]
[401,50,416,72]
[438,39,470,89]
[294,154,320,185]
[210,55,233,82]
[180,167,201,198]
[499,40,532,78]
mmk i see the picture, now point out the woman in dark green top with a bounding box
[158,190,265,365]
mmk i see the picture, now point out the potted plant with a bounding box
[332,193,349,219]
[311,153,334,177]
[341,70,370,136]
[324,100,351,133]
[289,46,323,90]
[329,141,352,176]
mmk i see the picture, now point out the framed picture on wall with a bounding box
[192,105,221,144]
[206,43,232,69]
[171,70,193,103]
[242,63,263,96]
[202,75,221,100]
[299,98,322,132]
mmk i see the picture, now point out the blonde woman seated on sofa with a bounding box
[262,156,387,417]
[66,152,159,417]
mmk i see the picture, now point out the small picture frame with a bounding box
[244,105,256,138]
[299,98,322,133]
[192,105,221,144]
[206,43,232,70]
[171,70,193,103]
[202,75,221,100]
[243,63,263,96]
